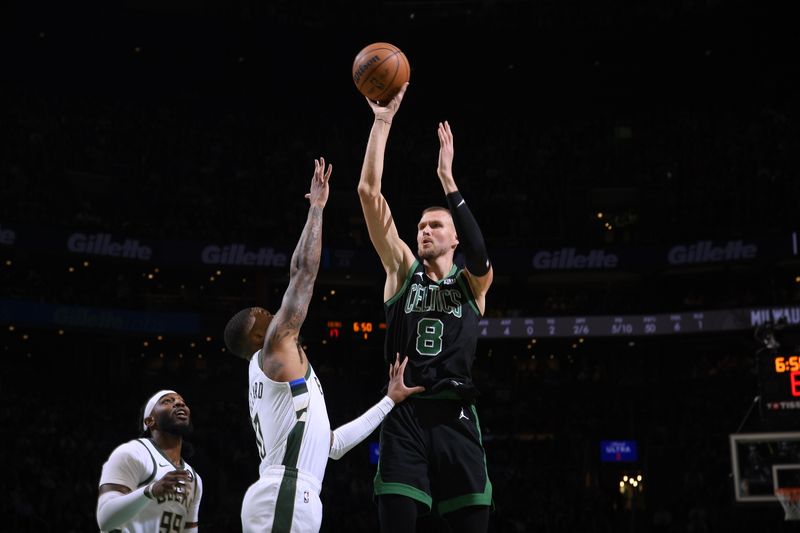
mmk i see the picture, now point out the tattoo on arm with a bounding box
[268,206,323,346]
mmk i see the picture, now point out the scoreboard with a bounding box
[475,305,798,339]
[758,352,800,419]
[324,305,798,340]
[326,320,386,341]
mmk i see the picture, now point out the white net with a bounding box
[776,488,800,521]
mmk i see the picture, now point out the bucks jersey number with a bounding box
[160,511,182,532]
[416,318,443,356]
[252,413,267,459]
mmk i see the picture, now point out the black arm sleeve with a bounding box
[446,191,490,276]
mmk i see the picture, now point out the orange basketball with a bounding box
[352,42,410,104]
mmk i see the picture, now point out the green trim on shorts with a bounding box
[273,466,298,532]
[373,469,432,510]
[436,480,493,515]
[437,404,493,515]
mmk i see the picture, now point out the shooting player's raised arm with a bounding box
[357,83,416,300]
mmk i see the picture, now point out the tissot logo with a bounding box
[201,244,287,267]
[532,248,618,269]
[667,240,757,264]
[67,232,152,260]
[0,224,16,245]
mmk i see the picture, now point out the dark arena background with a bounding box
[2,1,800,531]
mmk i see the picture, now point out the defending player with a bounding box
[223,158,424,532]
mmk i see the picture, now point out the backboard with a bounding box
[729,432,800,502]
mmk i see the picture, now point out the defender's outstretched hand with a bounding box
[305,157,332,208]
[387,352,425,403]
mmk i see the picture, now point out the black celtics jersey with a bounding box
[384,259,482,400]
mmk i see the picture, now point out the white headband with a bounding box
[143,390,178,431]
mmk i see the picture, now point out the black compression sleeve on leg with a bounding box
[446,191,490,276]
[378,495,420,533]
[443,505,490,533]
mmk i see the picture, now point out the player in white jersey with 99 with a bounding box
[223,158,424,533]
[97,390,203,532]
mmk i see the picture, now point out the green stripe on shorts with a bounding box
[373,469,433,510]
[273,466,298,532]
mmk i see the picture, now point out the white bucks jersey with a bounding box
[98,438,202,533]
[248,352,331,484]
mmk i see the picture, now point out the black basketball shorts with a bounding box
[373,397,493,515]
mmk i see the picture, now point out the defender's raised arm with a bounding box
[261,158,331,381]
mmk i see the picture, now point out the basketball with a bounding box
[352,42,410,104]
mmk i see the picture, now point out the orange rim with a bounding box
[776,488,800,498]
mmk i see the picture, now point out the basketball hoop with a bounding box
[775,487,800,520]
